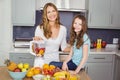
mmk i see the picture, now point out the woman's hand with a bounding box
[36,54,43,57]
[62,62,68,71]
[33,36,43,41]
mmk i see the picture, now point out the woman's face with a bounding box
[73,18,82,34]
[46,6,57,22]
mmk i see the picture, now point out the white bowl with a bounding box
[33,74,44,80]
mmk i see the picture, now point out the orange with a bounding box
[49,65,55,70]
[43,64,49,69]
[33,67,41,75]
[39,50,44,55]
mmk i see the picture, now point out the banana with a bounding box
[54,71,66,77]
[54,71,70,79]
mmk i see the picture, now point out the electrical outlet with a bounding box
[113,38,119,44]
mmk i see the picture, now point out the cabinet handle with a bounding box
[19,57,32,59]
[111,14,113,24]
[94,57,105,59]
[89,13,91,23]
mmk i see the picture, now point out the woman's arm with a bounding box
[62,47,73,70]
[33,26,43,40]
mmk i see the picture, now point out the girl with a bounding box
[50,14,91,74]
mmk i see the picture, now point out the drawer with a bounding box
[87,54,113,63]
[9,53,35,66]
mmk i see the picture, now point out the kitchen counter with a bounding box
[0,66,91,80]
[10,47,118,54]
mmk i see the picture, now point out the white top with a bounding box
[35,25,67,53]
[34,25,67,65]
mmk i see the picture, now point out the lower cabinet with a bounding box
[114,55,120,80]
[9,53,35,67]
[86,54,114,80]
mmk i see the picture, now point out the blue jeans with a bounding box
[49,60,77,70]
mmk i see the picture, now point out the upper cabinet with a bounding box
[36,0,88,10]
[88,0,111,28]
[88,0,120,29]
[111,0,120,29]
[12,0,35,26]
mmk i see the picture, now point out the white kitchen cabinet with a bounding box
[12,0,35,26]
[88,0,120,29]
[36,0,55,10]
[36,0,87,10]
[86,54,114,80]
[114,55,120,80]
[69,0,88,9]
[88,0,111,28]
[110,0,120,29]
[9,53,35,67]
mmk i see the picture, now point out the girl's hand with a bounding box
[62,62,68,71]
[33,36,43,41]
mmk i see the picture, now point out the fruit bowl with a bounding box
[8,70,27,80]
[32,74,44,80]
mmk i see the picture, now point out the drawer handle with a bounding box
[94,57,105,59]
[19,57,32,59]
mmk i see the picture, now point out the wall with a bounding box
[0,0,12,66]
[13,11,120,44]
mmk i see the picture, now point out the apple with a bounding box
[101,41,107,48]
[17,63,23,69]
[23,63,29,69]
[35,48,39,54]
[14,68,21,72]
[93,42,97,48]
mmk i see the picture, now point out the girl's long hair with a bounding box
[40,3,61,39]
[69,14,88,49]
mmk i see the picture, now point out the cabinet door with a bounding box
[114,56,120,80]
[69,0,87,9]
[12,0,35,26]
[88,0,111,28]
[86,63,113,80]
[9,53,35,67]
[111,0,120,29]
[36,0,55,10]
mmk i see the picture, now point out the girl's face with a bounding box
[73,18,82,34]
[46,6,57,22]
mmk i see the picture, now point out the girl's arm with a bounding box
[71,44,89,74]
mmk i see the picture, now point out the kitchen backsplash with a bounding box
[13,11,120,44]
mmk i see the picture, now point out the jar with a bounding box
[30,40,45,56]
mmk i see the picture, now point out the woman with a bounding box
[33,3,70,66]
[50,14,91,74]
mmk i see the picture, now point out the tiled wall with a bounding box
[13,11,120,44]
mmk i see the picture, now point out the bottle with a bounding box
[97,39,102,49]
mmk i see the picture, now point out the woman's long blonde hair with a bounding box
[69,14,88,49]
[40,3,61,39]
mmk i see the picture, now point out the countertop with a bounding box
[9,44,120,56]
[0,66,91,80]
